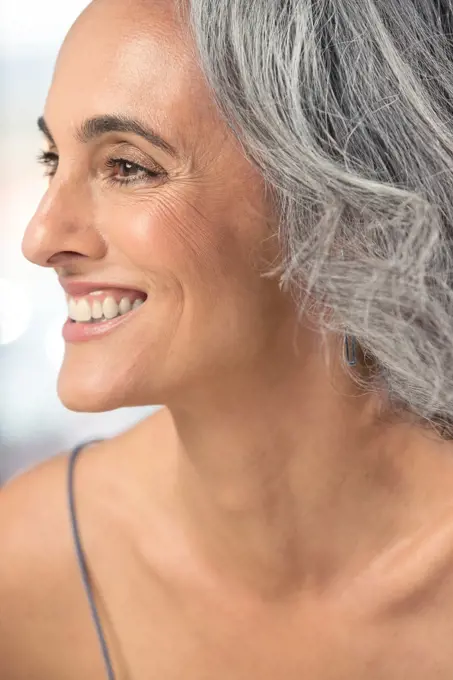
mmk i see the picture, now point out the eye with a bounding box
[36,151,165,185]
[105,158,163,185]
[37,150,59,177]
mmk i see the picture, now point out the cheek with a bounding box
[105,188,248,286]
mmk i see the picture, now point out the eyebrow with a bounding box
[37,114,179,159]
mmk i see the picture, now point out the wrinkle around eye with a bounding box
[152,188,224,265]
[137,182,234,277]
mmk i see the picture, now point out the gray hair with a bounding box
[182,0,453,439]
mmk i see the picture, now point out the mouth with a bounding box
[62,287,148,342]
[67,289,147,323]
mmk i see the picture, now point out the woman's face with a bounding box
[22,0,292,412]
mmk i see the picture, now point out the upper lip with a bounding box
[58,277,148,297]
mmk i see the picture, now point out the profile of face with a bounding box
[22,0,297,413]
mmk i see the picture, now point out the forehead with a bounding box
[46,0,221,154]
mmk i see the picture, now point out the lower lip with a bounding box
[62,306,143,343]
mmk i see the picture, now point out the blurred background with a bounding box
[0,0,155,484]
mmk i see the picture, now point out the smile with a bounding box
[62,287,148,342]
[67,291,146,323]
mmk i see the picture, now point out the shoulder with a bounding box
[0,419,170,679]
[0,448,81,567]
[0,454,73,676]
[0,451,72,583]
[0,438,112,568]
[0,446,103,679]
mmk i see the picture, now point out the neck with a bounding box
[159,343,453,599]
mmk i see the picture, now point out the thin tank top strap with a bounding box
[67,441,116,680]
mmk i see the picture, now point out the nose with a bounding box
[22,176,107,269]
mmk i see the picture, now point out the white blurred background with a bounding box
[0,0,155,484]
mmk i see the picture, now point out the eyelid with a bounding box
[38,138,165,171]
[98,142,165,172]
[36,149,58,166]
[105,157,162,178]
[36,148,166,187]
[36,145,164,171]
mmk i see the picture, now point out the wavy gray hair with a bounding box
[182,0,453,439]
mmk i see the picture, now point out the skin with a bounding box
[2,0,453,677]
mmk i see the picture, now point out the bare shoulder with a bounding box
[0,415,175,680]
[0,453,76,677]
[0,451,74,591]
[0,445,107,680]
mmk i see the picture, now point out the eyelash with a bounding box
[36,150,164,186]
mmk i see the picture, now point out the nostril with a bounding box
[47,252,88,267]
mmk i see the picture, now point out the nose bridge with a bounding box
[22,175,106,267]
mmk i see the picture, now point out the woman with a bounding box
[2,0,453,677]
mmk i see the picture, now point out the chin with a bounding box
[57,353,149,413]
[58,375,123,413]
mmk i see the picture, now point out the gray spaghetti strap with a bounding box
[68,442,116,680]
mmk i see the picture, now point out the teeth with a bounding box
[91,299,103,320]
[76,298,92,322]
[67,294,145,323]
[68,298,78,321]
[103,296,119,320]
[119,297,132,315]
[69,298,91,322]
